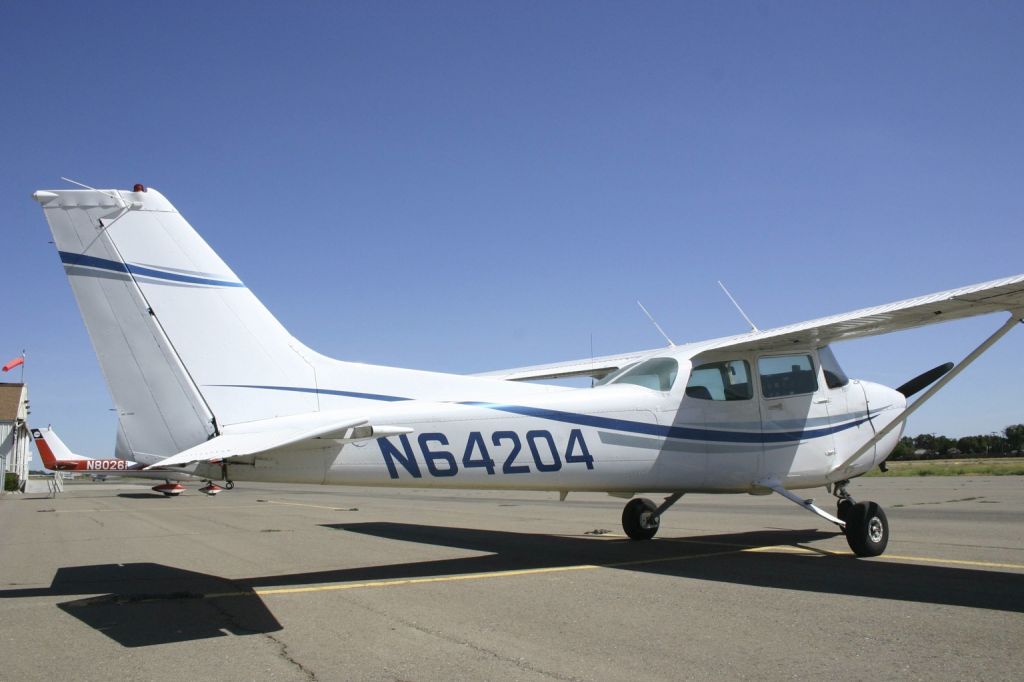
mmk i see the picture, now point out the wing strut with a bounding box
[833,312,1024,475]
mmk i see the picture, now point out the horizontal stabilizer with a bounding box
[145,416,413,469]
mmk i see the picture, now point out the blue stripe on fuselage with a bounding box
[214,384,878,444]
[459,402,877,443]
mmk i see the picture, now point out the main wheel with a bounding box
[225,481,235,490]
[622,498,660,540]
[844,501,889,557]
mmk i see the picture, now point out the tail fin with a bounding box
[34,187,320,462]
[31,427,87,469]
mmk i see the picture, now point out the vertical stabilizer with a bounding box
[34,187,320,462]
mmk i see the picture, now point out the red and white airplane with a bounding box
[31,426,224,496]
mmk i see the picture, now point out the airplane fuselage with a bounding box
[197,370,906,494]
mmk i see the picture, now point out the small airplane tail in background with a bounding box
[30,427,220,496]
[31,426,88,469]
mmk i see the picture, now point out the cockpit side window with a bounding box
[607,357,679,391]
[686,360,753,401]
[758,354,818,398]
[817,345,850,388]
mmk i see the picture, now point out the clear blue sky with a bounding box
[2,2,1022,458]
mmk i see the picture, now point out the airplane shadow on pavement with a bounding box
[1,524,1021,647]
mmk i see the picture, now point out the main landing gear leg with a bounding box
[621,492,684,541]
[220,461,235,490]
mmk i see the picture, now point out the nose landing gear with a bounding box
[765,478,890,557]
[832,480,889,557]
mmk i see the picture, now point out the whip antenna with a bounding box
[717,281,759,332]
[636,300,676,347]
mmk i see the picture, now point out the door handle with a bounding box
[813,397,830,404]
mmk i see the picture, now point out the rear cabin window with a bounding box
[686,360,752,401]
[609,357,679,391]
[758,354,818,398]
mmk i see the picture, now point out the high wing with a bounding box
[480,273,1024,382]
[693,272,1024,356]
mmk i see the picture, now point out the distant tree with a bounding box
[957,436,982,455]
[1005,424,1024,453]
[913,434,936,453]
[987,434,1010,456]
[890,437,915,460]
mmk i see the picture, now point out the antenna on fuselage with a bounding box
[636,300,676,347]
[717,281,760,333]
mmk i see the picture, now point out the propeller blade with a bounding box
[896,362,955,398]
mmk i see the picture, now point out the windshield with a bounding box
[593,362,639,387]
[817,345,850,388]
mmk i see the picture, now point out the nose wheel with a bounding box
[843,501,889,557]
[833,481,889,557]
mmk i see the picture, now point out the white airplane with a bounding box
[30,426,224,495]
[32,184,1024,557]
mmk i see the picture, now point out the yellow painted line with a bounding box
[43,504,274,514]
[263,500,353,511]
[877,554,1024,571]
[256,564,598,595]
[252,542,1023,598]
[745,545,843,557]
[254,548,743,597]
[744,544,1024,570]
[64,545,1024,605]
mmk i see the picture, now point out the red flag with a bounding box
[2,356,24,372]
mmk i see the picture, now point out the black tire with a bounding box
[622,498,659,541]
[844,501,889,557]
[225,481,235,490]
[836,498,853,523]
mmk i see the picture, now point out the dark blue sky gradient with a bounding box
[2,2,1022,455]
